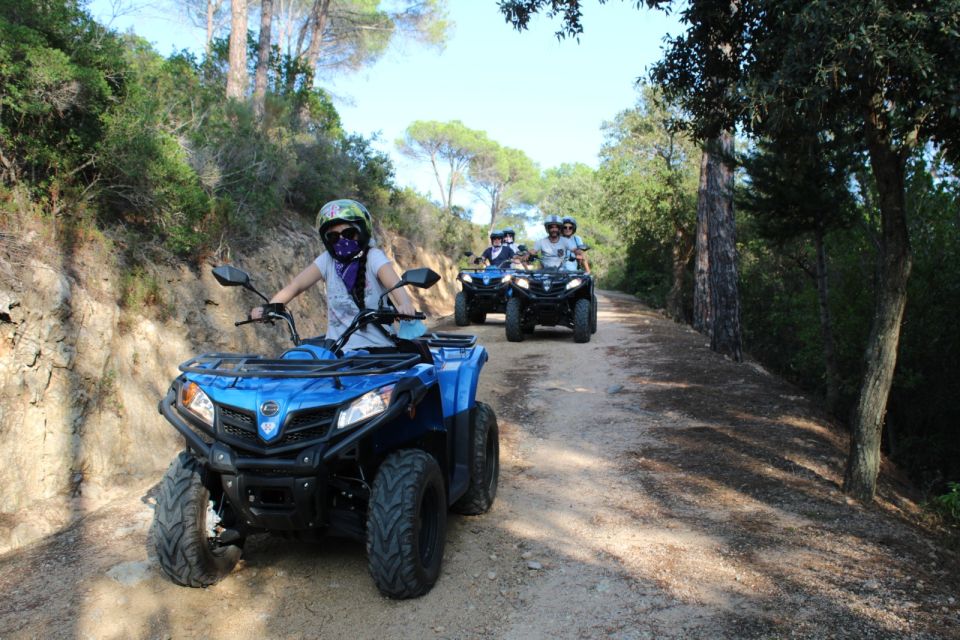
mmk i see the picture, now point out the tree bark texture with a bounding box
[693,147,712,335]
[813,227,840,415]
[667,226,693,322]
[226,0,248,100]
[705,132,742,361]
[253,0,274,120]
[843,124,912,502]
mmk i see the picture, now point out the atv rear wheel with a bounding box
[366,449,447,599]
[154,452,243,587]
[505,297,524,342]
[573,297,591,343]
[590,293,598,334]
[454,292,470,326]
[452,402,499,515]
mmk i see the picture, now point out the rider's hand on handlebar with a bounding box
[249,305,264,320]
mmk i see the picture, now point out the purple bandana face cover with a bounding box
[332,236,362,292]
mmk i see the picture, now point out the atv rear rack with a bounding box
[179,352,422,378]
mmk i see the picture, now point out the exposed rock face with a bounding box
[0,221,460,553]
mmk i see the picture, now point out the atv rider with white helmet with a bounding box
[250,199,417,350]
[481,229,515,267]
[528,215,579,270]
[561,216,590,273]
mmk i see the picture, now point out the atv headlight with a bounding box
[502,274,512,284]
[565,278,583,290]
[337,384,395,430]
[515,278,529,289]
[460,273,473,283]
[181,382,214,426]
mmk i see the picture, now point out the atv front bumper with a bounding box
[159,387,416,532]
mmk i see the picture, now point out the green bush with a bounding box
[928,483,960,523]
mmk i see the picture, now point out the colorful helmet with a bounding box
[561,216,578,233]
[315,199,373,254]
[490,229,505,241]
[502,227,515,238]
[544,214,563,232]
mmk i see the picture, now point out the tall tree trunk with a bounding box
[813,226,841,415]
[302,0,332,84]
[253,0,274,120]
[693,147,712,335]
[666,226,691,321]
[206,0,216,54]
[843,122,912,502]
[225,0,248,100]
[704,131,742,361]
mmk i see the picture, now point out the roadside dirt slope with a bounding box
[0,291,957,639]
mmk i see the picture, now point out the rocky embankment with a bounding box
[0,221,460,554]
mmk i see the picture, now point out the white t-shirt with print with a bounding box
[534,236,578,269]
[314,248,395,350]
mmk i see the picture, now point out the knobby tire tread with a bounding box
[366,449,446,599]
[154,452,241,588]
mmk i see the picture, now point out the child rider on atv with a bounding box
[250,199,418,351]
[527,215,580,270]
[561,216,591,274]
[481,229,515,267]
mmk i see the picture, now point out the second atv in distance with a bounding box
[504,247,597,343]
[454,252,515,326]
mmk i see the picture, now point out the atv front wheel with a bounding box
[154,452,243,587]
[366,449,447,599]
[505,297,524,342]
[454,292,470,326]
[573,297,591,343]
[452,402,499,515]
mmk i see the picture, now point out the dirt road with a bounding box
[0,292,957,639]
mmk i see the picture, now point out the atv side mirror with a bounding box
[401,268,441,289]
[213,265,250,287]
[516,244,527,253]
[212,265,269,302]
[463,251,474,257]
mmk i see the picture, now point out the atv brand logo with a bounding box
[260,400,280,416]
[542,278,552,292]
[482,275,491,285]
[260,420,278,439]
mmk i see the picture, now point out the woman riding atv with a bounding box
[561,216,590,274]
[481,229,515,267]
[250,199,421,349]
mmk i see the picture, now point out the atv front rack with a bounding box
[179,352,422,378]
[419,333,477,348]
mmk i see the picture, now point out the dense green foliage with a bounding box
[0,0,480,260]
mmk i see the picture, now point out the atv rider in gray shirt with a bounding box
[529,215,579,269]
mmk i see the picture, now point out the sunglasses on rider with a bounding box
[324,226,360,244]
[547,224,560,230]
[562,225,574,230]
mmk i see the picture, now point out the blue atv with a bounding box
[153,265,499,599]
[454,253,515,326]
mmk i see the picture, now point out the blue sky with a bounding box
[88,1,681,221]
